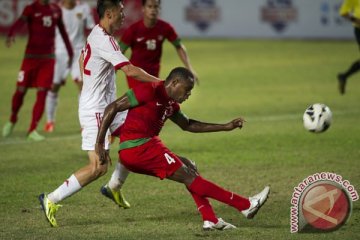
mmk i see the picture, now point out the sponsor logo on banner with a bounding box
[185,0,220,32]
[290,172,358,233]
[260,0,297,33]
[0,0,141,36]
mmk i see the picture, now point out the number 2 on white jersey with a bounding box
[164,153,175,165]
[83,43,91,76]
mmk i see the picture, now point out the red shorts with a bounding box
[17,58,55,89]
[119,137,183,180]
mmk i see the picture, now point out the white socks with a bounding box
[47,164,129,203]
[108,162,129,191]
[48,174,82,203]
[46,91,58,122]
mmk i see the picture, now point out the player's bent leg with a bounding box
[74,151,109,187]
[101,162,131,208]
[167,164,197,186]
[170,166,238,230]
[38,193,62,227]
[100,184,130,209]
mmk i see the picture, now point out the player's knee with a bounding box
[51,83,61,92]
[183,170,197,186]
[89,163,108,179]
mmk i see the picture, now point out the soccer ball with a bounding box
[303,103,332,133]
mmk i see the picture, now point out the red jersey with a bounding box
[8,1,72,56]
[120,19,180,77]
[120,82,180,144]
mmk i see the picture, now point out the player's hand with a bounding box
[5,36,15,48]
[95,143,111,165]
[226,117,246,130]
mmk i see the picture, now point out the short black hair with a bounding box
[142,0,161,6]
[165,67,194,85]
[97,0,122,19]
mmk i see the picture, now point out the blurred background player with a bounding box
[338,0,360,94]
[2,0,73,141]
[119,0,198,89]
[44,0,95,133]
[38,0,163,227]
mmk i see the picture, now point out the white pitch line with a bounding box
[0,110,358,146]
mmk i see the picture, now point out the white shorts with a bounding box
[79,110,128,151]
[53,48,82,84]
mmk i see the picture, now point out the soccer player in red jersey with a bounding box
[2,0,73,141]
[95,67,270,230]
[120,0,198,89]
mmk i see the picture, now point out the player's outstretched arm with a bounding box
[171,112,245,133]
[121,64,162,83]
[95,94,132,164]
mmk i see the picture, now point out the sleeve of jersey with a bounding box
[126,85,155,108]
[22,4,32,18]
[170,109,189,123]
[99,36,130,70]
[166,23,181,48]
[7,5,30,37]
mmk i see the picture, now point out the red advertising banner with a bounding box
[0,0,142,36]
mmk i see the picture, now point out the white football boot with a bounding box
[241,186,270,219]
[203,218,237,231]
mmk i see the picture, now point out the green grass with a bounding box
[0,37,359,240]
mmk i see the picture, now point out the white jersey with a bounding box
[55,2,94,53]
[79,24,130,115]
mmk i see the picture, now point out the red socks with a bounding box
[28,90,47,133]
[10,90,26,123]
[188,176,250,211]
[190,191,218,223]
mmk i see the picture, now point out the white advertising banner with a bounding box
[161,0,354,39]
[0,0,354,39]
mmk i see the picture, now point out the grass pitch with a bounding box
[0,37,359,240]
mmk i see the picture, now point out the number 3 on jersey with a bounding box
[164,153,176,165]
[83,43,91,76]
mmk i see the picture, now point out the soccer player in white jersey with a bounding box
[39,0,162,227]
[45,0,95,132]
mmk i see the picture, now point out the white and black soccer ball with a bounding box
[303,103,332,133]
